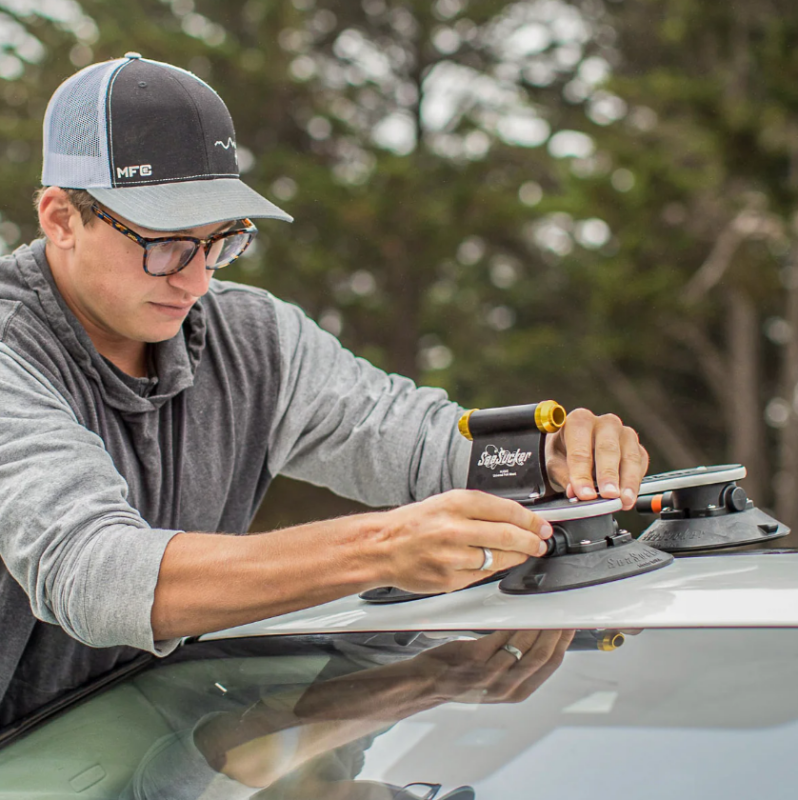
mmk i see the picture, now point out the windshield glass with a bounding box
[0,628,795,799]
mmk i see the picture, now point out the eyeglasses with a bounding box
[91,204,257,276]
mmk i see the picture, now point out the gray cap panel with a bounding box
[42,59,123,189]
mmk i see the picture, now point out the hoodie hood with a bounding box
[9,240,206,413]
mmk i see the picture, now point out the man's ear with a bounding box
[38,187,81,249]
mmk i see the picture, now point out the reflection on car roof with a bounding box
[2,628,798,800]
[203,552,798,640]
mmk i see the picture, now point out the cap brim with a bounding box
[88,177,293,231]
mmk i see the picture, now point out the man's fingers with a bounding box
[510,630,574,700]
[481,630,574,701]
[593,414,624,499]
[619,428,649,509]
[447,489,550,534]
[435,491,553,545]
[562,408,598,501]
[460,546,530,580]
[486,629,544,667]
[551,410,646,508]
[519,628,571,667]
[459,517,551,559]
[430,631,513,666]
[503,629,564,670]
[595,417,647,509]
[479,630,516,652]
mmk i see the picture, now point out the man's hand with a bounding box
[415,629,575,705]
[372,490,554,595]
[545,408,648,510]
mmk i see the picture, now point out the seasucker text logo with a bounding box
[477,444,533,470]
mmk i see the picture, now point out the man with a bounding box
[0,54,647,726]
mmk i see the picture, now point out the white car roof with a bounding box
[204,551,798,640]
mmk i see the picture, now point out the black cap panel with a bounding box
[107,60,238,187]
[176,69,239,177]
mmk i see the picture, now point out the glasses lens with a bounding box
[206,232,252,269]
[146,241,198,275]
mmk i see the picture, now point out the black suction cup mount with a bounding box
[359,571,508,605]
[361,401,566,605]
[499,497,673,595]
[636,464,790,553]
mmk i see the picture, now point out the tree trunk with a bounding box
[724,287,764,501]
[595,360,706,468]
[775,258,798,533]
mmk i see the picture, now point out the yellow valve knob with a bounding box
[597,631,625,651]
[534,400,567,433]
[458,409,478,441]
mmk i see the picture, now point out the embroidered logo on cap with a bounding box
[117,164,153,178]
[214,138,236,150]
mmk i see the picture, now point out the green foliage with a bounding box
[4,0,798,527]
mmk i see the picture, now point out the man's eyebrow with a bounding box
[209,220,236,235]
[143,219,239,238]
[174,220,236,237]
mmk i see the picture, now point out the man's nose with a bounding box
[167,246,213,297]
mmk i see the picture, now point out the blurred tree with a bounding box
[534,0,798,535]
[0,0,615,527]
[4,0,798,537]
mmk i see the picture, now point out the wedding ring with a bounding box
[479,547,494,571]
[502,643,523,661]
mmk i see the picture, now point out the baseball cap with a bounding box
[41,52,293,231]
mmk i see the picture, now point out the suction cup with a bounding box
[637,464,790,553]
[500,497,673,595]
[640,508,789,552]
[362,401,567,605]
[360,572,507,605]
[640,464,747,493]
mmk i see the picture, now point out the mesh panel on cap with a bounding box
[41,60,122,189]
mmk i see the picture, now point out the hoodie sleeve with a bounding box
[0,343,180,655]
[266,297,471,507]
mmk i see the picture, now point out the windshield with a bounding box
[0,628,796,799]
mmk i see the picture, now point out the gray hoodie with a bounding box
[0,240,469,726]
